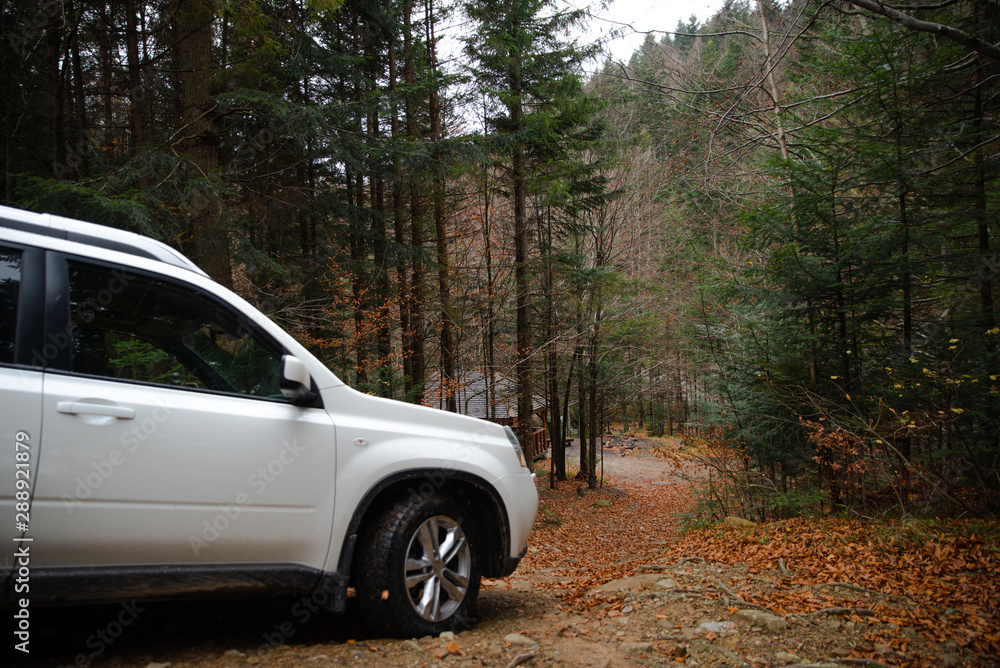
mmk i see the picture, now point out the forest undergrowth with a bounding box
[524,438,1000,666]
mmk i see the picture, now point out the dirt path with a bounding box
[19,438,985,667]
[563,435,701,485]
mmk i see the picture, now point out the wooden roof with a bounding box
[423,371,545,420]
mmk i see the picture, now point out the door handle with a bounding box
[57,401,136,420]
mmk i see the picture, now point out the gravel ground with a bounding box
[562,435,699,486]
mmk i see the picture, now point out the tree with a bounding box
[171,0,231,287]
[463,0,600,450]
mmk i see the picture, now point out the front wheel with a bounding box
[356,492,481,636]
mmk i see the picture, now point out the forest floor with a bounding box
[22,437,1000,668]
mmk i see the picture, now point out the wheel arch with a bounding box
[337,469,512,592]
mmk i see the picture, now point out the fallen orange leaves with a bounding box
[661,517,1000,661]
[515,460,999,665]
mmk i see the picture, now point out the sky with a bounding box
[572,0,729,65]
[442,0,730,71]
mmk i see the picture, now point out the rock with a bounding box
[723,516,755,528]
[620,641,653,653]
[439,631,457,641]
[144,663,171,668]
[224,650,245,657]
[734,609,787,632]
[697,621,736,635]
[593,499,612,508]
[402,640,424,653]
[774,651,800,664]
[654,578,679,590]
[590,573,663,593]
[504,633,538,648]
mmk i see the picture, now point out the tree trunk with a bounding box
[404,0,426,399]
[427,0,455,412]
[46,11,66,179]
[389,13,410,393]
[125,0,147,188]
[100,9,114,166]
[545,209,565,483]
[973,80,994,332]
[70,21,87,178]
[757,0,788,160]
[172,0,230,287]
[363,26,391,397]
[588,335,599,489]
[577,347,588,479]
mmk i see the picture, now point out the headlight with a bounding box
[504,426,529,469]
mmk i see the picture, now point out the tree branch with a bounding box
[842,0,1000,61]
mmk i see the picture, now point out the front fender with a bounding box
[316,385,536,613]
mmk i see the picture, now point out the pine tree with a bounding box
[463,0,601,450]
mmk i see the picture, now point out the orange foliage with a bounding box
[511,460,1000,666]
[662,518,1000,661]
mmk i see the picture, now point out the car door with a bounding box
[0,243,43,581]
[30,254,337,571]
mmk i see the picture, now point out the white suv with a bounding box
[0,204,537,637]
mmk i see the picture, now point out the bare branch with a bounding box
[842,0,1000,61]
[919,133,1000,176]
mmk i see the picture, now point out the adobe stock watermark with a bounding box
[70,600,144,668]
[406,427,489,501]
[246,577,340,661]
[188,438,309,556]
[60,400,175,516]
[5,1,64,57]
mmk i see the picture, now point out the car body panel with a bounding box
[320,385,537,573]
[31,372,338,568]
[0,367,43,558]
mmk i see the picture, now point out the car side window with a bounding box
[0,245,21,364]
[67,260,286,399]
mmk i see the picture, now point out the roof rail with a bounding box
[0,204,208,278]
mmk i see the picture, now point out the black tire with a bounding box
[356,492,481,637]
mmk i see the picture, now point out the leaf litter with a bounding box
[508,440,1000,667]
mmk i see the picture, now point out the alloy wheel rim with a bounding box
[404,515,471,622]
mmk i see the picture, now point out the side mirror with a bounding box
[280,355,316,405]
